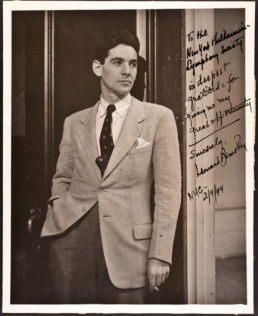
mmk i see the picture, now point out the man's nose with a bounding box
[122,63,130,76]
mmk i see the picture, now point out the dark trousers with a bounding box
[49,203,146,304]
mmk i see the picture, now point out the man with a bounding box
[41,29,181,304]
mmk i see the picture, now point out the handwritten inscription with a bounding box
[188,184,224,204]
[186,24,249,75]
[186,21,250,201]
[187,71,240,111]
[186,52,219,76]
[194,134,247,177]
[211,25,248,45]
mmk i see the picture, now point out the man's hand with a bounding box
[148,258,170,292]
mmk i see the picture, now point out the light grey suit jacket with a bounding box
[41,96,181,289]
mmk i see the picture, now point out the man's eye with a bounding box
[130,63,138,68]
[114,61,122,65]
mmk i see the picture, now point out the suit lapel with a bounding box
[77,101,102,181]
[103,97,145,180]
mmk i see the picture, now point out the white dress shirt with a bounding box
[96,94,131,155]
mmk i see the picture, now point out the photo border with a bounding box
[3,1,255,314]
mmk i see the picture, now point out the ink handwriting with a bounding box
[186,24,248,75]
[186,52,219,76]
[187,71,239,110]
[211,24,248,46]
[189,119,240,147]
[188,183,224,204]
[224,98,252,116]
[194,134,247,177]
[186,22,250,194]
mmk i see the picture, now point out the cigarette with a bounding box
[154,286,159,291]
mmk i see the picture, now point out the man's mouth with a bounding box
[118,80,131,84]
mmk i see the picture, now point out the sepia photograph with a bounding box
[3,1,254,314]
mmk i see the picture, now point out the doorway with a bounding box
[11,9,186,304]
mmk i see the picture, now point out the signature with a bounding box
[194,134,247,177]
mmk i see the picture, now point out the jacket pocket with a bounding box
[128,145,152,155]
[133,223,152,240]
[47,191,66,206]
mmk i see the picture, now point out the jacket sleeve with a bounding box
[148,109,181,265]
[48,118,74,203]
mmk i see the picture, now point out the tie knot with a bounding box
[107,104,116,114]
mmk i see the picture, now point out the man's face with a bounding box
[100,44,138,98]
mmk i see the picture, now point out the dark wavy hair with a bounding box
[95,29,140,64]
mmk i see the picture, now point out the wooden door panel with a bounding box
[145,9,186,304]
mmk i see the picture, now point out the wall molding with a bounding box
[215,205,246,211]
[44,11,55,199]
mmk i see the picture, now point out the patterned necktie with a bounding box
[95,104,116,176]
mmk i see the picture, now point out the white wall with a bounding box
[213,9,246,259]
[215,208,246,258]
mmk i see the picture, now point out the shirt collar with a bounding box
[99,94,131,118]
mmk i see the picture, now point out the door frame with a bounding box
[43,9,217,304]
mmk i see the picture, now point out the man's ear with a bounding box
[92,60,102,77]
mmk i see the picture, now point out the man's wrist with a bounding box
[148,258,171,266]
